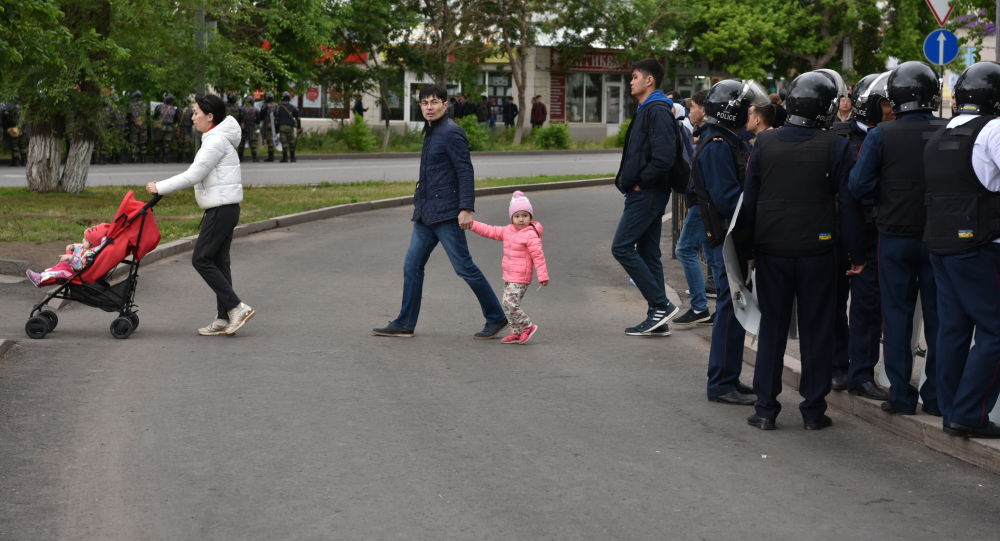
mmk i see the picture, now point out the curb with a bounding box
[672,299,1000,474]
[295,149,621,161]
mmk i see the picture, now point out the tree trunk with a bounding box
[508,44,529,146]
[25,130,63,193]
[62,135,95,193]
[378,78,392,149]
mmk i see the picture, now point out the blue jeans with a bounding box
[392,219,506,330]
[611,189,670,310]
[675,205,717,313]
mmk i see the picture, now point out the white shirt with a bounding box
[945,114,1000,243]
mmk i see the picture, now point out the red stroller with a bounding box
[25,191,162,339]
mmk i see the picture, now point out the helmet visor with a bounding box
[739,80,771,108]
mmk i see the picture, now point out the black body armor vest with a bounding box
[753,129,841,256]
[924,115,1000,255]
[691,130,748,247]
[875,118,948,237]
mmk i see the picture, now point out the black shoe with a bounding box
[705,285,717,299]
[943,421,1000,438]
[921,403,943,417]
[672,309,710,327]
[371,322,414,337]
[735,381,754,395]
[474,320,508,339]
[831,373,849,391]
[881,401,915,415]
[625,304,679,335]
[747,414,776,430]
[804,415,833,430]
[698,312,716,327]
[848,381,889,401]
[709,390,756,405]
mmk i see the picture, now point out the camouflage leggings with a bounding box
[279,125,297,147]
[502,282,531,333]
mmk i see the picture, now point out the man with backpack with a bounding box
[612,58,682,337]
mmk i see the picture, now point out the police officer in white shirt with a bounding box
[923,61,1000,438]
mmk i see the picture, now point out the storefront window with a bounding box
[566,73,609,123]
[381,72,405,121]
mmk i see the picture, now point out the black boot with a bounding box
[280,149,288,163]
[251,150,259,163]
[290,146,296,163]
[9,157,17,167]
[266,149,274,162]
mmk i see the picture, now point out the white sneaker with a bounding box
[223,303,256,335]
[198,318,229,336]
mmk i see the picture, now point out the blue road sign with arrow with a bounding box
[924,29,959,66]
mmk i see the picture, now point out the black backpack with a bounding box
[643,102,692,193]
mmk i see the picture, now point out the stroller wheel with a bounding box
[110,317,135,339]
[39,310,58,331]
[26,317,50,339]
[128,313,139,331]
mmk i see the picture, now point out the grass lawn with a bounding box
[0,174,612,245]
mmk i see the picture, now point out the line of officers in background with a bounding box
[690,60,1000,438]
[0,90,301,167]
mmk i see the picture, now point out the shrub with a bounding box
[532,122,571,150]
[615,118,632,147]
[343,114,377,152]
[455,115,488,151]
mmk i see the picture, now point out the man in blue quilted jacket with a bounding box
[373,84,508,339]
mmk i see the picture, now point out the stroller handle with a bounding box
[142,194,163,211]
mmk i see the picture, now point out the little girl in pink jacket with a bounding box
[469,191,549,344]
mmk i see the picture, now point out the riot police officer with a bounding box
[258,92,278,162]
[128,90,149,163]
[848,61,947,417]
[3,100,29,167]
[923,62,1000,438]
[743,71,855,430]
[829,72,892,401]
[691,79,770,405]
[152,92,180,163]
[276,91,301,162]
[177,98,195,163]
[239,95,259,162]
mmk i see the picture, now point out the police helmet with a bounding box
[703,79,770,129]
[244,95,254,105]
[783,71,839,128]
[887,61,940,113]
[131,90,143,100]
[281,91,291,102]
[163,92,175,105]
[227,93,238,105]
[815,68,849,100]
[852,72,890,125]
[953,61,1000,116]
[264,92,274,102]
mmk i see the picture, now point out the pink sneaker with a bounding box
[25,269,42,287]
[501,332,521,344]
[518,323,538,344]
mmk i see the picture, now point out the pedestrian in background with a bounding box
[531,95,547,128]
[353,96,367,118]
[128,90,148,163]
[145,94,256,337]
[276,91,300,163]
[238,95,259,163]
[372,84,508,340]
[503,96,518,128]
[612,58,680,336]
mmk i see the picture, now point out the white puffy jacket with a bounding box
[155,115,244,209]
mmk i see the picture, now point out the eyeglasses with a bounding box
[419,99,444,107]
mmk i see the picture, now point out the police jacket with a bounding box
[848,113,947,237]
[277,101,300,128]
[615,92,677,193]
[832,119,876,261]
[924,114,1000,254]
[412,117,476,225]
[743,125,853,257]
[691,124,748,246]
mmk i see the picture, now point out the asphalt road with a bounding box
[0,152,620,187]
[1,186,997,540]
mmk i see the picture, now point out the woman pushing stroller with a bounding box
[146,94,255,336]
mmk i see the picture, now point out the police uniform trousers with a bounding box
[878,233,938,413]
[831,238,851,379]
[706,243,746,398]
[930,244,1000,427]
[753,250,836,422]
[847,242,882,387]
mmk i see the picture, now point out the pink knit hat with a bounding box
[508,190,533,220]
